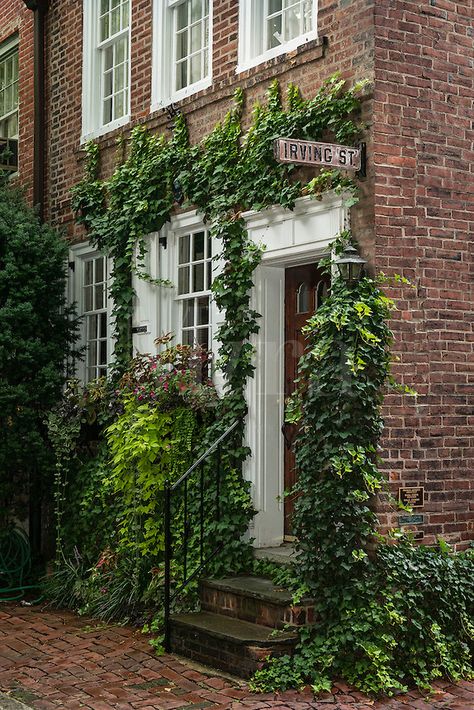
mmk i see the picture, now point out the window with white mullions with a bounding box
[83,255,108,381]
[265,0,313,50]
[176,230,212,349]
[238,0,317,72]
[152,0,212,107]
[0,37,19,171]
[173,0,210,91]
[98,0,130,125]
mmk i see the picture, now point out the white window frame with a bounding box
[151,0,213,111]
[69,243,114,383]
[81,0,131,142]
[237,0,318,73]
[175,227,213,351]
[0,35,19,172]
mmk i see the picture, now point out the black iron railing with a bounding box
[163,419,241,652]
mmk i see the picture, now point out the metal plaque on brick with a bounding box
[398,514,424,525]
[399,486,424,508]
[274,137,361,170]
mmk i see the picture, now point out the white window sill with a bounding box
[237,32,319,74]
[80,114,131,144]
[151,76,212,112]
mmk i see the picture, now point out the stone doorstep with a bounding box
[199,576,315,629]
[170,610,298,679]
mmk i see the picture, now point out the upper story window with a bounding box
[0,36,19,172]
[238,0,317,73]
[82,0,131,141]
[152,0,212,109]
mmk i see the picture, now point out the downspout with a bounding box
[22,1,49,561]
[23,0,49,222]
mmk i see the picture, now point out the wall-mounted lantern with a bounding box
[334,244,367,285]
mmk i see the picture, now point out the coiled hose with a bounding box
[0,527,41,601]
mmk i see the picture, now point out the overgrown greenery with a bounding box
[250,262,474,694]
[0,181,76,543]
[50,72,474,696]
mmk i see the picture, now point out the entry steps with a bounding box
[169,575,314,678]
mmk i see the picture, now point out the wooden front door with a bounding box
[283,263,329,537]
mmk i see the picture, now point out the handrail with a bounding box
[163,419,241,652]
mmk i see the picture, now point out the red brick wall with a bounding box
[45,0,375,241]
[0,0,35,202]
[374,1,474,547]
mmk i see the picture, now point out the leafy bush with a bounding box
[0,183,76,542]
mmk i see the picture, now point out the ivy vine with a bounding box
[71,74,365,451]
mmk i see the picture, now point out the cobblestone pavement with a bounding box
[0,605,473,710]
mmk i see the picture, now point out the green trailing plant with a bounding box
[250,251,474,695]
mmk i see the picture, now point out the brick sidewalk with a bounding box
[0,605,472,710]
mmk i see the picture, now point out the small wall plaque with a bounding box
[411,530,424,541]
[399,514,424,525]
[132,324,150,335]
[399,486,424,508]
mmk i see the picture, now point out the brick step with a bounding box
[200,575,315,629]
[170,610,298,678]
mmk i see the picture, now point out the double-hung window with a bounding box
[152,0,212,108]
[238,1,317,72]
[82,0,131,140]
[176,229,212,350]
[70,245,111,383]
[82,255,109,381]
[0,36,19,171]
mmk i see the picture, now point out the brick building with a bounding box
[1,0,473,549]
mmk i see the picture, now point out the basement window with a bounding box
[0,36,19,172]
[152,0,212,109]
[82,0,131,141]
[238,0,318,73]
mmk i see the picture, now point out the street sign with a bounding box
[274,137,361,170]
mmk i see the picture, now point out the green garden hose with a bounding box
[0,527,41,602]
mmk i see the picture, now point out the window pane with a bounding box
[84,286,93,312]
[95,257,104,283]
[296,282,309,314]
[103,97,113,124]
[111,7,121,34]
[95,284,104,310]
[193,232,205,261]
[178,265,190,295]
[176,62,187,91]
[177,2,188,30]
[104,46,114,71]
[103,70,113,99]
[182,329,194,346]
[100,14,110,41]
[114,92,125,120]
[88,339,97,367]
[101,0,109,15]
[89,314,98,340]
[177,30,188,61]
[99,340,107,365]
[116,37,127,65]
[193,263,204,292]
[191,24,202,54]
[269,0,282,14]
[191,0,203,23]
[179,235,190,264]
[190,54,202,84]
[84,260,93,285]
[122,1,129,27]
[183,299,194,327]
[196,327,209,348]
[100,312,108,337]
[196,296,209,325]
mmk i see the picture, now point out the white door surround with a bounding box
[243,193,347,548]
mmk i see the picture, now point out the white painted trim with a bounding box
[69,241,114,383]
[151,0,213,110]
[81,0,132,143]
[237,0,318,74]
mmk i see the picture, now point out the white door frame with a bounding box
[243,193,347,548]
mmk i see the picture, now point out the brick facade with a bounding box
[373,1,474,547]
[1,0,472,546]
[0,0,34,203]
